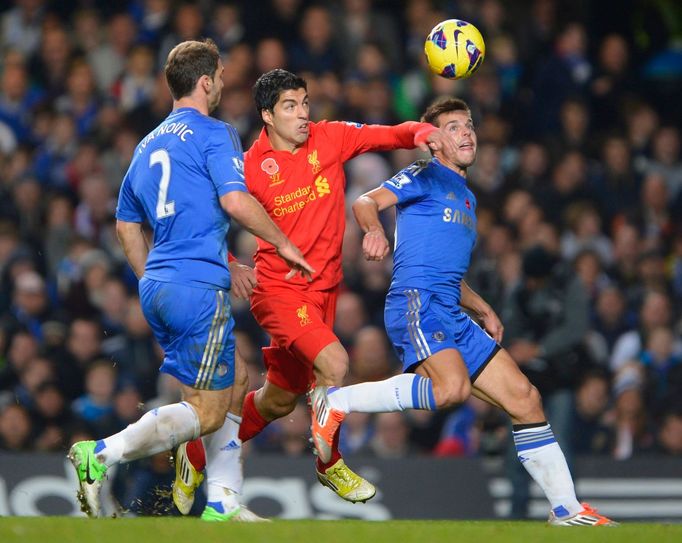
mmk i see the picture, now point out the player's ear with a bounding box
[261,108,274,127]
[200,74,211,93]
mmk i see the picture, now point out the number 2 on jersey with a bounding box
[150,149,175,219]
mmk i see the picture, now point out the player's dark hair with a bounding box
[253,69,307,117]
[164,39,220,100]
[421,97,471,127]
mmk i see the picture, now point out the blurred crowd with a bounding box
[1,0,682,492]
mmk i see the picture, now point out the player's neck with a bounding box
[173,97,209,116]
[436,154,468,179]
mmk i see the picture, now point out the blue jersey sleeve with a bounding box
[206,122,247,197]
[116,172,145,222]
[380,163,427,205]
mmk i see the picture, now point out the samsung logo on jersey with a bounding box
[139,122,194,153]
[386,172,412,189]
[443,207,474,230]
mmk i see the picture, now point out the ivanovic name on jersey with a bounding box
[380,157,477,306]
[138,120,195,153]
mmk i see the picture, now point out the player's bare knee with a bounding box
[433,380,471,409]
[316,356,349,386]
[508,382,542,421]
[194,403,228,434]
[527,383,542,408]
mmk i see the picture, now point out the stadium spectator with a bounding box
[359,412,417,458]
[0,402,33,451]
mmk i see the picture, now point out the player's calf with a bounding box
[257,390,298,419]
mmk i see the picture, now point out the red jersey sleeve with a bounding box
[323,121,436,162]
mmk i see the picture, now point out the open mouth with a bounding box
[459,142,474,150]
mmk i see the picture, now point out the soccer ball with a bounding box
[424,19,486,80]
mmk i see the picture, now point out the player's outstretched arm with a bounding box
[116,219,150,279]
[352,187,398,262]
[220,191,315,281]
[460,280,504,343]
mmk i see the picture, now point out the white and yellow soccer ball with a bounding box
[424,19,486,80]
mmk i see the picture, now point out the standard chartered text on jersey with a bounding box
[272,179,331,217]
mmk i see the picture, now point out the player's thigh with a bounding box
[415,348,471,408]
[384,288,453,372]
[472,348,544,422]
[141,278,237,392]
[251,287,331,351]
[260,344,314,397]
[385,289,493,381]
[253,288,341,388]
[450,311,500,382]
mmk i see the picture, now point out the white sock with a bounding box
[326,374,436,413]
[512,423,582,517]
[204,411,243,511]
[95,402,200,467]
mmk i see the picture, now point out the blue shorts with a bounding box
[139,277,236,390]
[384,288,499,381]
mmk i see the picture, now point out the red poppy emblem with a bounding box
[261,158,279,175]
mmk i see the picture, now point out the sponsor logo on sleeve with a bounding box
[386,172,411,189]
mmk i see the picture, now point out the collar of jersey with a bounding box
[169,107,198,117]
[256,126,310,155]
[432,157,468,185]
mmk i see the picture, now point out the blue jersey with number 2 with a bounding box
[116,107,247,289]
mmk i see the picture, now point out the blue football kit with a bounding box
[382,158,499,378]
[116,107,247,390]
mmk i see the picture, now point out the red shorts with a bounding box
[251,285,339,394]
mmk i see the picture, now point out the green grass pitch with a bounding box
[1,518,682,543]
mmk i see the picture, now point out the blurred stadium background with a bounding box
[0,0,681,521]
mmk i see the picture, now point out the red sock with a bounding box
[185,438,206,471]
[238,390,269,442]
[316,425,342,471]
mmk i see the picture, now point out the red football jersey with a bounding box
[244,120,429,290]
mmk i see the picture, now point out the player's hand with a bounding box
[479,308,504,343]
[228,261,257,299]
[276,240,315,281]
[363,230,390,261]
[508,340,540,365]
[423,127,458,156]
